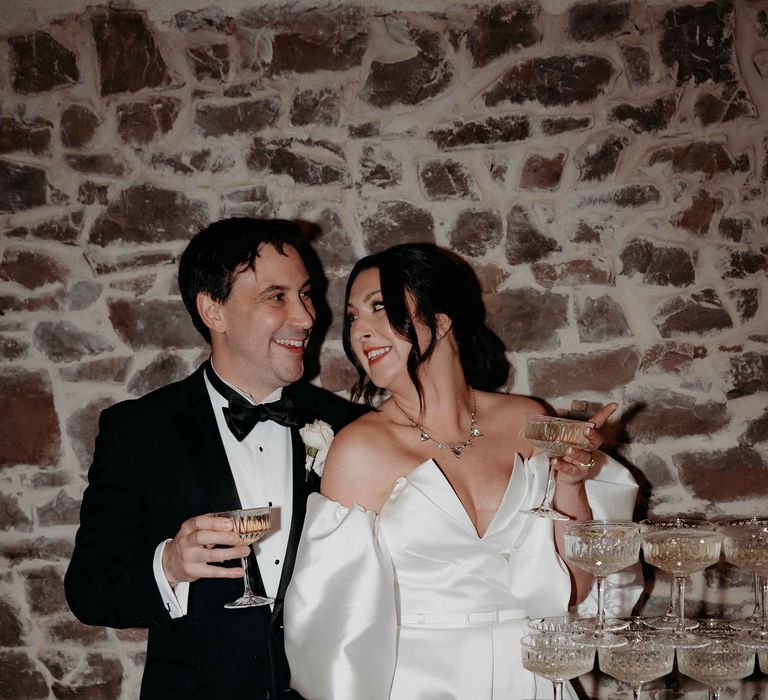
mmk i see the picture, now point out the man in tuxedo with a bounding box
[65,218,364,699]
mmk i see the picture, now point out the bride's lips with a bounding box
[364,346,391,366]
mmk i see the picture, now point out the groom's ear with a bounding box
[197,293,226,336]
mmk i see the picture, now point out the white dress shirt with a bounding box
[153,366,294,618]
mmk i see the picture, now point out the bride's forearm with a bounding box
[553,481,593,605]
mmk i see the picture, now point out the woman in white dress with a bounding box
[285,244,642,700]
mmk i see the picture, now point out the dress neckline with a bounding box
[395,455,534,540]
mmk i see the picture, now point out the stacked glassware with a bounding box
[520,517,768,700]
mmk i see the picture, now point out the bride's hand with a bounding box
[554,403,618,485]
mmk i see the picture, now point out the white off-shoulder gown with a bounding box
[284,452,642,700]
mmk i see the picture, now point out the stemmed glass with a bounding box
[598,630,675,700]
[640,518,722,644]
[677,633,756,700]
[721,523,768,647]
[522,414,594,521]
[715,516,768,631]
[563,520,641,646]
[210,506,273,609]
[520,633,596,700]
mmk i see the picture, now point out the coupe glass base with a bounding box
[523,505,571,521]
[574,616,631,633]
[225,594,274,609]
[643,614,698,630]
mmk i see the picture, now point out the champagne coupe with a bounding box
[522,414,594,521]
[520,633,596,700]
[677,634,756,700]
[598,631,675,700]
[721,523,768,647]
[529,616,588,634]
[210,506,272,609]
[564,520,641,645]
[640,518,721,643]
[716,516,768,631]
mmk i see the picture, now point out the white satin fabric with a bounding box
[285,451,641,700]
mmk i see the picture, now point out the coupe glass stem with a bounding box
[552,680,564,700]
[633,684,643,700]
[595,575,606,635]
[752,573,762,622]
[710,688,721,700]
[541,458,557,511]
[760,575,768,631]
[664,583,678,618]
[675,575,687,633]
[241,554,254,598]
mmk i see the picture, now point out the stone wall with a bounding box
[0,0,766,697]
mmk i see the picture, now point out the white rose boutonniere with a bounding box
[299,420,334,481]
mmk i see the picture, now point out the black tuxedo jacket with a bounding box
[65,365,365,700]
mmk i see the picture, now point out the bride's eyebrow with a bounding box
[363,290,382,303]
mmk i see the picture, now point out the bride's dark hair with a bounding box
[342,243,509,407]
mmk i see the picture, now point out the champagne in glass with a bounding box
[715,516,768,630]
[564,520,640,645]
[641,518,721,644]
[721,523,768,646]
[598,631,675,700]
[521,633,595,700]
[678,636,756,700]
[522,414,594,521]
[210,506,273,608]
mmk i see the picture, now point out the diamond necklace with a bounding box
[393,388,483,459]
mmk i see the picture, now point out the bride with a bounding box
[285,243,642,699]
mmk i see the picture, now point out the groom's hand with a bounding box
[162,515,249,587]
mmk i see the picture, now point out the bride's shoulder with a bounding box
[477,390,545,417]
[320,409,401,510]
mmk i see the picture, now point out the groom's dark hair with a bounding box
[343,243,509,408]
[179,217,305,343]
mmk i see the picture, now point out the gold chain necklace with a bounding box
[393,389,483,459]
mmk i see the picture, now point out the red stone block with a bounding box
[0,368,60,468]
[90,7,174,95]
[419,159,479,201]
[117,97,181,145]
[624,389,729,442]
[89,184,209,246]
[448,209,503,258]
[520,152,565,190]
[532,258,613,288]
[483,55,615,107]
[0,114,52,155]
[360,201,435,254]
[0,249,66,290]
[9,31,79,94]
[127,352,189,396]
[0,650,48,699]
[505,205,560,265]
[485,288,568,353]
[362,25,452,108]
[528,347,640,397]
[468,1,540,68]
[674,446,768,502]
[107,299,204,350]
[0,158,47,213]
[60,105,100,148]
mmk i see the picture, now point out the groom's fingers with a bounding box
[163,516,251,585]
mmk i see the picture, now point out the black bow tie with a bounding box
[204,361,300,441]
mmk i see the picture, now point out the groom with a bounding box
[65,218,364,699]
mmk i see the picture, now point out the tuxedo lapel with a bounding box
[271,425,312,621]
[173,367,241,515]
